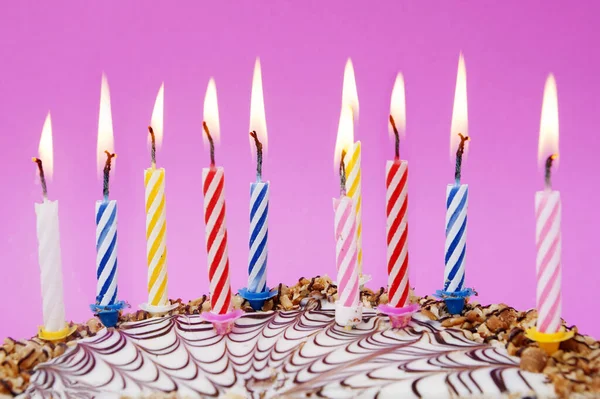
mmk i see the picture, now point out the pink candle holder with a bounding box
[378,303,419,328]
[201,309,244,335]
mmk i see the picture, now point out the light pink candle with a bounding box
[535,189,561,333]
[333,196,359,308]
[535,74,562,334]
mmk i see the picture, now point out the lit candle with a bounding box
[248,59,269,295]
[339,59,365,279]
[202,78,232,315]
[436,53,474,315]
[445,54,470,293]
[90,75,126,327]
[525,74,572,355]
[386,73,410,308]
[95,74,118,308]
[535,75,562,334]
[141,83,176,314]
[333,104,361,328]
[33,113,73,340]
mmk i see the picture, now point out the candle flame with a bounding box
[38,112,53,179]
[450,53,469,159]
[342,58,359,121]
[150,82,165,149]
[97,73,115,177]
[538,74,559,167]
[250,58,267,157]
[334,105,354,171]
[203,77,220,145]
[389,72,406,138]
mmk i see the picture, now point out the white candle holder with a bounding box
[335,301,363,329]
[139,302,180,316]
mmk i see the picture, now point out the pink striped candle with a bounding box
[333,196,359,308]
[386,159,409,308]
[535,189,561,333]
[535,75,562,334]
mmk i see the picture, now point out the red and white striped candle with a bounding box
[535,74,562,333]
[202,166,232,315]
[386,159,409,308]
[333,196,359,308]
[202,78,232,315]
[386,73,410,308]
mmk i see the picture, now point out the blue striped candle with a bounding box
[444,184,468,292]
[96,199,118,306]
[248,181,269,293]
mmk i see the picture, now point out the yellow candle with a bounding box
[143,83,170,310]
[145,166,168,306]
[345,141,362,273]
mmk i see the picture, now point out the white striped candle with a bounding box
[35,199,67,332]
[535,190,562,333]
[333,196,359,308]
[345,142,363,274]
[202,166,232,315]
[248,181,269,293]
[444,184,468,293]
[386,160,409,308]
[95,200,118,306]
[145,167,169,307]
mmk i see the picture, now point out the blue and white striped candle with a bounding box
[96,199,118,306]
[444,184,468,292]
[248,181,269,293]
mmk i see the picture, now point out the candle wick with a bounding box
[249,131,263,182]
[454,133,470,185]
[545,154,558,190]
[389,115,400,160]
[32,157,48,200]
[203,121,216,167]
[148,126,157,168]
[339,150,347,196]
[103,150,117,201]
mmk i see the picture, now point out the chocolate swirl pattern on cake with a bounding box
[24,302,554,398]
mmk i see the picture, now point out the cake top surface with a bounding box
[23,301,553,399]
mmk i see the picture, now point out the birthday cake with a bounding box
[1,277,598,399]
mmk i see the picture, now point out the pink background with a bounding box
[0,1,598,339]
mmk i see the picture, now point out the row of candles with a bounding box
[31,55,566,348]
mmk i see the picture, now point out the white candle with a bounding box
[35,199,67,332]
[33,113,67,333]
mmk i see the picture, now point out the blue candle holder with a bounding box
[90,300,128,328]
[238,286,278,311]
[434,287,475,314]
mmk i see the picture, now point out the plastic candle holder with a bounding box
[378,303,419,329]
[90,301,128,328]
[238,287,278,311]
[202,309,244,335]
[434,288,475,314]
[38,324,77,341]
[525,327,574,356]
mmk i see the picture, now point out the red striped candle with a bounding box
[333,196,359,308]
[202,166,232,315]
[387,73,409,309]
[386,160,409,308]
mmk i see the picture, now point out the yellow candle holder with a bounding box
[525,327,575,355]
[38,323,77,341]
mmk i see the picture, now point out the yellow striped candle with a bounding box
[140,83,174,313]
[345,141,362,273]
[145,165,168,306]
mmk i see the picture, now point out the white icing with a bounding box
[24,303,556,399]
